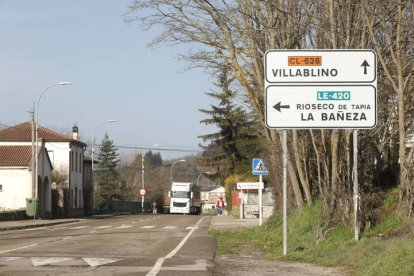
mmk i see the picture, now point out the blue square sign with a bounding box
[252,158,269,175]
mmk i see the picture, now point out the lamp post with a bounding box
[34,82,71,219]
[196,172,212,186]
[91,120,116,172]
[170,159,186,183]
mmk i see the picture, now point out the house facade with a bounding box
[0,145,52,216]
[0,122,87,217]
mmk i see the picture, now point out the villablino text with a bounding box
[272,68,338,77]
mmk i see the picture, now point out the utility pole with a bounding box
[31,107,36,199]
[142,153,145,213]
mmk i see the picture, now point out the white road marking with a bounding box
[31,257,73,267]
[95,225,111,229]
[186,227,198,230]
[0,244,38,254]
[140,226,155,229]
[82,257,121,267]
[69,226,90,229]
[146,216,207,276]
[49,227,68,231]
[63,236,72,240]
[116,225,132,229]
[162,226,177,230]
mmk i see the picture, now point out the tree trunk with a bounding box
[293,130,312,206]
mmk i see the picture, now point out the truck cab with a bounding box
[169,182,201,215]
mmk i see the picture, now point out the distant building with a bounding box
[209,186,225,204]
[200,186,214,203]
[200,185,225,204]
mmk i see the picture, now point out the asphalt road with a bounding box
[0,214,216,276]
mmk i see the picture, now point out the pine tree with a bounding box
[198,65,259,178]
[145,151,163,167]
[95,133,122,206]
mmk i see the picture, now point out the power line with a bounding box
[114,144,202,153]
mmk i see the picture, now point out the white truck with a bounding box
[168,182,201,215]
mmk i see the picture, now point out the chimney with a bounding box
[72,125,79,140]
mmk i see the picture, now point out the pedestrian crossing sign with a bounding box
[252,158,269,175]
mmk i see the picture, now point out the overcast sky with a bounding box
[0,0,218,160]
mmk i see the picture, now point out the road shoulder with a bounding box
[209,214,350,276]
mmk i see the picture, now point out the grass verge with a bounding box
[210,191,414,275]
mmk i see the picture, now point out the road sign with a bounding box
[252,158,269,175]
[265,50,376,83]
[139,188,146,196]
[265,49,377,129]
[266,85,376,128]
[237,182,264,190]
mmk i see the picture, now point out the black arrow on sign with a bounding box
[273,102,290,112]
[361,60,370,75]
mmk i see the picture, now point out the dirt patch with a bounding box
[210,255,350,276]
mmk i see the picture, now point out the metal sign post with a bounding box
[353,130,359,240]
[259,175,263,226]
[282,130,288,255]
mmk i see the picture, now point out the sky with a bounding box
[0,0,217,160]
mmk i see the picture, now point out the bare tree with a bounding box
[125,0,414,224]
[362,0,414,216]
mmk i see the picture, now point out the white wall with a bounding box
[46,142,84,209]
[0,140,85,211]
[0,168,32,210]
[46,142,70,169]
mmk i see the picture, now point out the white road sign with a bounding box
[265,49,377,129]
[266,85,376,128]
[237,182,264,190]
[265,50,376,83]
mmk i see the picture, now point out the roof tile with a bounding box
[0,121,86,146]
[0,146,32,167]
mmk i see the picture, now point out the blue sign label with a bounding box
[317,91,351,101]
[252,158,269,175]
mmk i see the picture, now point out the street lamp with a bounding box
[91,120,116,172]
[196,172,213,186]
[34,81,71,219]
[170,159,186,183]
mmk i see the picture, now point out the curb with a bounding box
[0,220,80,232]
